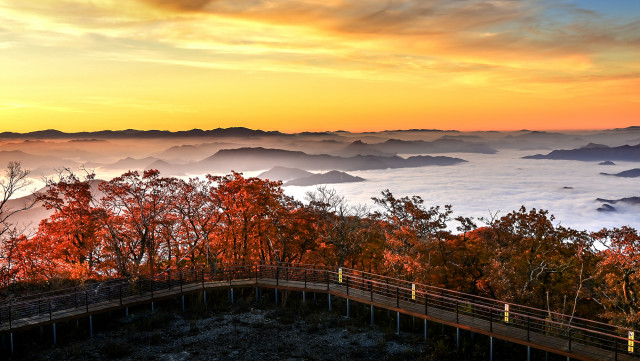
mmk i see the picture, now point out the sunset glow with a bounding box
[1,0,638,132]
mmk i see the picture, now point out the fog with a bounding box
[284,150,640,232]
[2,127,639,232]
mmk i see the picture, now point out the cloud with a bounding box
[139,0,214,11]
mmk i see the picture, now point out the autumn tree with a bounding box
[477,207,598,316]
[372,189,453,284]
[0,162,33,286]
[99,170,175,277]
[208,172,294,264]
[34,169,107,279]
[594,226,640,328]
[165,177,222,267]
[306,186,373,268]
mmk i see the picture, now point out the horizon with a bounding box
[0,125,638,135]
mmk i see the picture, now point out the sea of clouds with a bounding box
[283,150,639,232]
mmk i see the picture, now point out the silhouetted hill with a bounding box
[101,156,161,170]
[582,143,610,149]
[258,166,313,181]
[523,144,640,161]
[596,197,640,205]
[0,127,285,139]
[195,147,465,172]
[378,138,497,154]
[599,161,616,165]
[284,170,365,186]
[157,142,239,161]
[600,168,640,178]
[0,150,73,173]
[338,140,395,157]
[597,204,616,212]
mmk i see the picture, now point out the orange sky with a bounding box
[0,0,638,133]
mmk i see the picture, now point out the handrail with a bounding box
[0,263,637,360]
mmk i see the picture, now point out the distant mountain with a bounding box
[0,127,285,139]
[523,144,640,161]
[0,150,73,174]
[157,142,239,161]
[599,161,616,165]
[498,131,588,150]
[597,204,617,212]
[284,170,365,187]
[376,138,497,154]
[600,168,640,178]
[99,156,161,170]
[582,143,610,149]
[337,140,396,157]
[596,197,640,205]
[258,166,313,181]
[194,147,465,172]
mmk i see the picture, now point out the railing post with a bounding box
[255,264,259,284]
[346,276,349,296]
[615,337,618,361]
[456,300,459,324]
[569,327,572,352]
[326,271,329,291]
[49,299,52,321]
[8,305,12,329]
[168,270,171,289]
[180,271,183,293]
[425,292,428,315]
[490,308,493,332]
[304,270,307,289]
[527,316,530,341]
[202,269,205,288]
[74,288,78,309]
[370,281,373,302]
[85,291,89,312]
[396,287,399,308]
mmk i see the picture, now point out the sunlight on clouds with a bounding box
[0,0,638,132]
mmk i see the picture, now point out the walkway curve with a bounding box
[0,264,638,361]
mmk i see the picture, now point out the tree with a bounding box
[306,186,371,268]
[594,226,640,328]
[0,162,34,286]
[478,206,594,315]
[99,170,174,277]
[372,189,453,283]
[165,177,222,267]
[208,172,294,264]
[34,169,107,279]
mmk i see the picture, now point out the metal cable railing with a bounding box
[0,264,637,360]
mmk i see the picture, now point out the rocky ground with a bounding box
[9,290,466,361]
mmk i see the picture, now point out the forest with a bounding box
[0,161,638,331]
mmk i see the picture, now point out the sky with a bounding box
[0,0,639,133]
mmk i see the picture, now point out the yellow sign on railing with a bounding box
[630,331,635,353]
[411,284,416,300]
[504,304,510,323]
[338,268,343,283]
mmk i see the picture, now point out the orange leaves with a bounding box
[593,227,640,328]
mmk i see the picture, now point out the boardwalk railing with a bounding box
[1,263,638,361]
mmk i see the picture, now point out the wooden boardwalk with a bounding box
[1,264,637,360]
